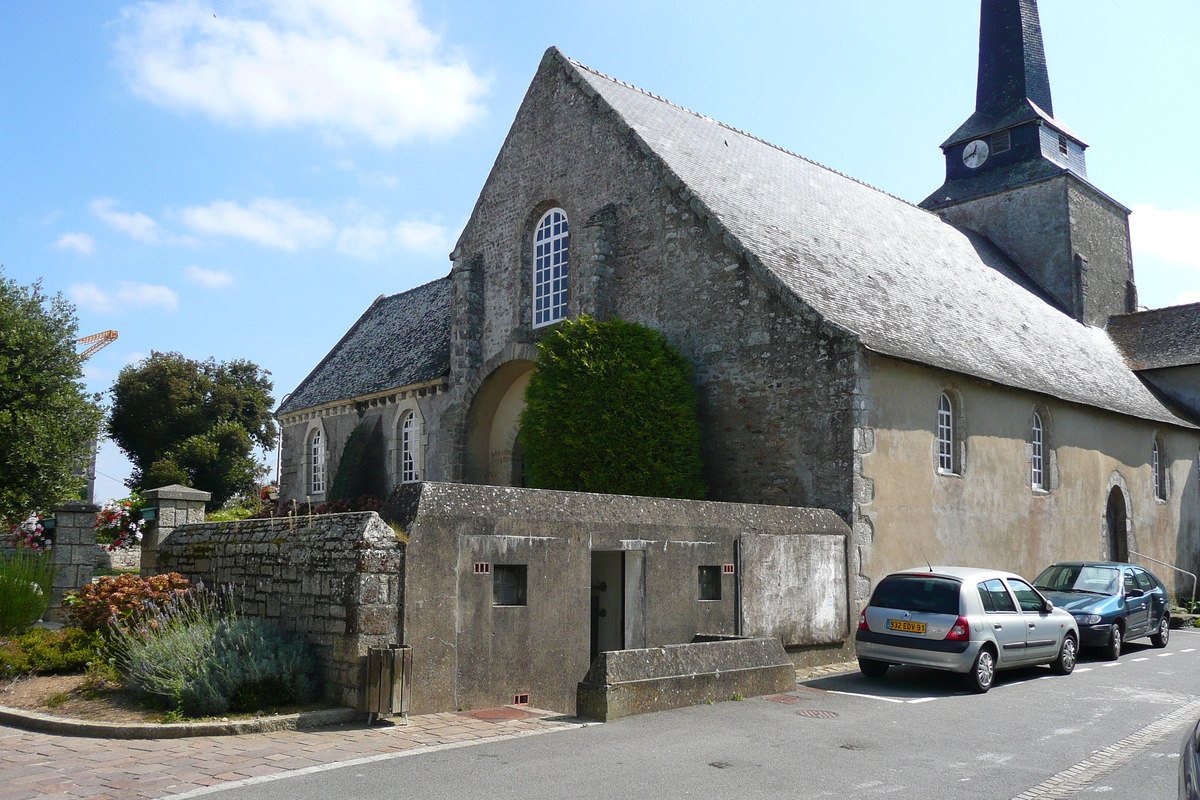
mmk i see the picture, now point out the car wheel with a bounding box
[1104,623,1123,660]
[1051,634,1077,675]
[1150,613,1171,648]
[964,648,995,693]
[859,658,889,680]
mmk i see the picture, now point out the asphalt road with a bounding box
[179,628,1200,800]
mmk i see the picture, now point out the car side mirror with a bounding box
[1043,599,1054,612]
[1127,588,1144,598]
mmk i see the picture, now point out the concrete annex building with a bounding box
[277,0,1200,610]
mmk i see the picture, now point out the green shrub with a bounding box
[0,627,103,678]
[0,547,57,635]
[63,572,192,632]
[519,315,707,499]
[110,589,319,717]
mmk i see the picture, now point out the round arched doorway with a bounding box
[464,360,534,486]
[1106,486,1128,562]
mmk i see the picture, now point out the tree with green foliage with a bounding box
[519,315,706,499]
[0,269,103,520]
[108,352,276,509]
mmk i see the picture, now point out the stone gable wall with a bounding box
[158,512,405,709]
[446,52,860,515]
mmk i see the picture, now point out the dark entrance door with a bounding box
[1106,487,1128,562]
[590,551,624,661]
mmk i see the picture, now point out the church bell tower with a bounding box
[922,0,1137,326]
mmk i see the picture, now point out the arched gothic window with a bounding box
[937,393,955,474]
[533,209,569,327]
[309,428,326,495]
[1031,413,1045,490]
[400,411,419,484]
[1153,439,1166,501]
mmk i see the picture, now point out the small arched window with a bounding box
[533,208,569,327]
[1153,439,1166,501]
[1031,413,1045,490]
[308,428,326,495]
[937,393,955,474]
[400,411,419,484]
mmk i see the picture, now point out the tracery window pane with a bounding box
[401,412,419,484]
[310,429,325,494]
[937,394,954,473]
[534,209,569,327]
[1031,413,1044,490]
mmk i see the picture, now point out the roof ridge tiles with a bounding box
[563,55,918,211]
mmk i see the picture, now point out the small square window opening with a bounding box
[493,564,528,606]
[699,566,722,601]
[473,562,491,575]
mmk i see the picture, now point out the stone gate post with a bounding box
[47,500,99,622]
[140,485,210,576]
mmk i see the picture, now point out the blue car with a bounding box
[1032,562,1171,660]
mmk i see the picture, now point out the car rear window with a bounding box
[870,575,962,615]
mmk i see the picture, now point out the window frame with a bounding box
[308,427,326,495]
[1153,438,1166,501]
[399,410,419,484]
[532,208,570,328]
[1031,412,1045,490]
[698,566,722,601]
[492,564,528,607]
[937,393,956,474]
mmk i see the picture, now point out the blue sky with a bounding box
[3,1,1198,505]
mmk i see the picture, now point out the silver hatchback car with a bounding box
[855,566,1080,692]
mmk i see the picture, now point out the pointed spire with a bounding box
[977,0,1053,117]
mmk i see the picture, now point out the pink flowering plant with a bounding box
[4,513,52,551]
[95,495,145,550]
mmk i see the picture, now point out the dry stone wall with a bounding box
[158,512,405,709]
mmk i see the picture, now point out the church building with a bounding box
[276,0,1200,607]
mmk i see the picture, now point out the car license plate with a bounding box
[888,619,926,634]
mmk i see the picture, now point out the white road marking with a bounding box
[826,690,908,704]
[1131,657,1149,662]
[1182,648,1196,653]
[1074,667,1093,673]
[906,698,937,705]
[1158,652,1175,657]
[1101,663,1121,668]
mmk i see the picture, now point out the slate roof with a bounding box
[277,277,451,416]
[557,50,1193,429]
[1107,304,1200,371]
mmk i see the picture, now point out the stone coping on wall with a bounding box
[576,636,796,721]
[0,705,361,739]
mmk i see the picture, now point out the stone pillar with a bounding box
[48,500,99,622]
[141,484,210,576]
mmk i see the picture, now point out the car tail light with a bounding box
[858,608,869,631]
[946,616,971,641]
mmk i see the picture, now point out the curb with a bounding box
[0,704,363,739]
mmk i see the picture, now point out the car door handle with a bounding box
[994,624,1003,630]
[1028,624,1036,630]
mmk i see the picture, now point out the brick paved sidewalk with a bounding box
[0,709,582,800]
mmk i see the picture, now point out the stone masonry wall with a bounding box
[445,51,859,516]
[158,512,405,709]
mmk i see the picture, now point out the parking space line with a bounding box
[1101,663,1121,667]
[1074,668,1092,673]
[906,698,937,705]
[1182,648,1196,653]
[1131,657,1149,662]
[1157,652,1174,658]
[825,690,925,704]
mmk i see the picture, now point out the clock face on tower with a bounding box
[962,139,990,169]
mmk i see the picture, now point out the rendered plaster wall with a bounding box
[856,354,1200,603]
[158,512,405,709]
[385,482,850,716]
[443,50,859,516]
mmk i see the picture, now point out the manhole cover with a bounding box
[796,709,839,719]
[457,707,538,721]
[763,694,804,705]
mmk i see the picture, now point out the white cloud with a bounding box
[336,217,451,260]
[180,198,333,250]
[184,265,234,288]
[1131,205,1200,270]
[90,198,199,246]
[114,0,489,146]
[54,232,96,255]
[68,282,180,313]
